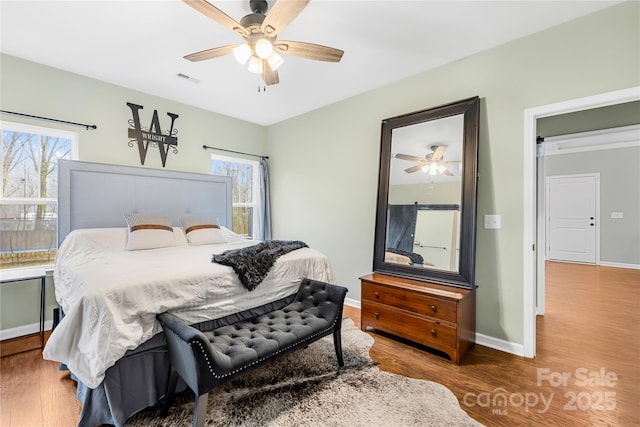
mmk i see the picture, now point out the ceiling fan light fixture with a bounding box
[232,44,252,64]
[437,164,447,174]
[428,163,439,175]
[182,0,342,86]
[247,55,263,74]
[267,51,284,71]
[255,38,273,59]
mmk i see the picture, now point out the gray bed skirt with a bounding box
[70,294,297,427]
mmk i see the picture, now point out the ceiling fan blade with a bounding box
[432,145,447,162]
[182,0,249,37]
[274,40,344,62]
[395,153,426,162]
[441,168,454,176]
[184,44,239,61]
[404,164,425,174]
[261,0,310,36]
[262,61,280,86]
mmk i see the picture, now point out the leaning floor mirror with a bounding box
[373,96,480,289]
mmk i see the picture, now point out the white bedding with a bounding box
[43,227,335,389]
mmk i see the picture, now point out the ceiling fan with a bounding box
[182,0,344,86]
[395,145,459,176]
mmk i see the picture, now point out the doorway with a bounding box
[522,86,640,358]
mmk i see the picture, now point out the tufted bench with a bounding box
[157,278,348,427]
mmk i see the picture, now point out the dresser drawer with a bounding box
[362,301,457,350]
[362,282,457,323]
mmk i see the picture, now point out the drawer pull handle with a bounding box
[430,305,438,313]
[431,329,437,337]
[374,292,380,299]
[374,312,380,320]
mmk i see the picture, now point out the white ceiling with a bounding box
[0,0,621,126]
[390,113,464,185]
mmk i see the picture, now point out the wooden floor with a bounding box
[1,261,638,426]
[348,261,640,427]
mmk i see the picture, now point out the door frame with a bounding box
[522,86,640,358]
[544,173,601,263]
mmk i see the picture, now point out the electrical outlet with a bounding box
[611,212,624,219]
[484,214,501,229]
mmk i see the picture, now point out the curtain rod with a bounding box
[202,145,268,159]
[0,110,97,130]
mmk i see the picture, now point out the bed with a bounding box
[43,160,335,426]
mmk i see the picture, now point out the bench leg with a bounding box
[333,327,344,367]
[193,392,209,427]
[161,368,179,417]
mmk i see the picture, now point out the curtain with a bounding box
[386,204,417,252]
[258,157,272,240]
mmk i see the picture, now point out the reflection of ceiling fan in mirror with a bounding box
[395,145,460,176]
[182,0,344,86]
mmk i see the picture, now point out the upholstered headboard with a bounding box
[57,160,233,246]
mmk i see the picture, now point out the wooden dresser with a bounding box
[360,273,475,364]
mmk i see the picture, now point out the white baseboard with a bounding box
[599,261,640,270]
[0,320,53,341]
[475,332,525,357]
[344,297,361,309]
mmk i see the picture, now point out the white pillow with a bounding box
[124,214,175,251]
[180,218,226,245]
[68,228,128,250]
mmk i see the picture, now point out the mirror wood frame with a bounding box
[373,96,480,289]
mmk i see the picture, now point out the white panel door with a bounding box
[546,175,598,263]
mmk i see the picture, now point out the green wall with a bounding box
[537,100,640,137]
[0,55,268,330]
[0,274,56,332]
[389,181,462,205]
[1,2,639,347]
[0,54,267,174]
[266,1,640,344]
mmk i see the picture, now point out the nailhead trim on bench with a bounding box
[158,279,348,427]
[182,317,339,380]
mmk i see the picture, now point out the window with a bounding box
[1,122,77,270]
[210,154,260,238]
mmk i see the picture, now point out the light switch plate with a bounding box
[611,212,624,219]
[484,214,501,229]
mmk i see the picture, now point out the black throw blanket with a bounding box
[212,240,308,291]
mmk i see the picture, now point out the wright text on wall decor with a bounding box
[127,102,179,167]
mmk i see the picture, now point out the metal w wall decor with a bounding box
[126,102,179,167]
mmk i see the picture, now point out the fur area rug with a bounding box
[127,318,483,426]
